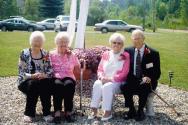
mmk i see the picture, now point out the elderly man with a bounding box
[121,29,161,121]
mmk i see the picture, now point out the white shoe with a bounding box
[88,115,97,120]
[43,115,54,123]
[23,115,33,123]
[101,115,112,121]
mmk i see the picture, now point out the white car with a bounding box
[54,15,77,32]
[94,20,144,33]
[37,18,55,30]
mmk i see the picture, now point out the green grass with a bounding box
[0,27,188,90]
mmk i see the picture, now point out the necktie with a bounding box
[136,50,142,78]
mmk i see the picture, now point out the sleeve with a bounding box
[113,53,130,83]
[73,54,80,67]
[18,51,31,83]
[151,51,161,81]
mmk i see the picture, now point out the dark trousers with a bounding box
[121,79,151,111]
[18,78,52,117]
[52,77,76,112]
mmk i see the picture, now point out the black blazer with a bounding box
[125,45,161,90]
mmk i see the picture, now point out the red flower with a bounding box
[43,54,49,62]
[144,48,150,55]
[66,48,72,56]
[119,53,126,61]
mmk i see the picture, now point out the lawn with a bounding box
[0,27,188,90]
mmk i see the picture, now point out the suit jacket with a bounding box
[124,44,161,90]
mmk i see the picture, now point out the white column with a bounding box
[67,0,77,47]
[74,0,90,48]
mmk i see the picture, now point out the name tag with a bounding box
[146,63,153,69]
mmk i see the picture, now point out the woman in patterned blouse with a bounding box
[49,32,80,123]
[88,33,130,121]
[18,31,53,123]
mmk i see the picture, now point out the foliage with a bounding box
[39,0,64,18]
[156,1,168,20]
[24,0,39,20]
[0,0,18,19]
[73,46,110,73]
[0,0,188,29]
[180,0,188,25]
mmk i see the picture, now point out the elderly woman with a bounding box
[49,32,80,123]
[88,33,130,121]
[17,31,53,123]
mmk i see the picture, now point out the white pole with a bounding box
[67,0,77,47]
[74,0,90,48]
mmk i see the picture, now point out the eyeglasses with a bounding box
[112,42,122,45]
[131,37,142,40]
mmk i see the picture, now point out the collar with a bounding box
[135,44,145,53]
[110,49,124,56]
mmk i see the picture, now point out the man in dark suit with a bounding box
[121,29,161,121]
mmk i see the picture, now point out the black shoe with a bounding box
[135,109,146,121]
[125,101,129,108]
[65,115,74,123]
[124,108,136,120]
[53,116,61,124]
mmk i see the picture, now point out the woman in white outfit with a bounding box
[88,33,130,121]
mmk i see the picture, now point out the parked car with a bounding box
[9,16,24,19]
[94,20,144,33]
[54,15,77,32]
[0,18,45,32]
[37,18,55,30]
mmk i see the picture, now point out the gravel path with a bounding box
[0,77,188,125]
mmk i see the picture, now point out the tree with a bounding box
[24,0,39,20]
[180,0,188,25]
[39,0,64,18]
[156,1,168,20]
[127,6,138,17]
[0,0,18,19]
[64,0,71,15]
[64,0,80,19]
[105,3,120,19]
[87,0,107,25]
[168,0,180,17]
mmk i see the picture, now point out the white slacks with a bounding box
[90,80,121,111]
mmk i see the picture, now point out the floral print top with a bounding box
[17,48,53,84]
[49,49,80,80]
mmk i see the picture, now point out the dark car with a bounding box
[0,18,45,32]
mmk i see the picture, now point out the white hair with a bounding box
[131,29,145,39]
[109,33,125,44]
[29,31,45,45]
[54,32,70,44]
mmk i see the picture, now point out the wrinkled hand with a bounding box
[37,73,47,80]
[142,77,151,84]
[31,73,47,80]
[31,73,40,79]
[101,77,112,84]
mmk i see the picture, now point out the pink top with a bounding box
[98,50,130,83]
[49,50,80,80]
